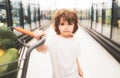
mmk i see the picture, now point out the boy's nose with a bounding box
[64,25,69,29]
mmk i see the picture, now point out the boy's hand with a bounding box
[79,70,84,78]
[34,30,46,40]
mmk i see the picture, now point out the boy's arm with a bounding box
[76,58,84,78]
[34,30,47,52]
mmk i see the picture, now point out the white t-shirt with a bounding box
[45,28,81,78]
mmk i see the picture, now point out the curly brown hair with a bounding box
[53,9,78,34]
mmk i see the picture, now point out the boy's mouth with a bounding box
[63,31,70,32]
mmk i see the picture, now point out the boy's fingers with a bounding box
[33,30,46,40]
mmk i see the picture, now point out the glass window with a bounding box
[102,1,112,38]
[22,3,31,30]
[0,1,7,27]
[35,5,40,27]
[10,0,21,27]
[0,0,5,3]
[86,9,91,28]
[33,5,37,26]
[111,0,120,45]
[91,4,97,30]
[10,0,23,36]
[85,9,91,27]
[96,3,102,33]
[30,4,36,30]
[0,9,7,27]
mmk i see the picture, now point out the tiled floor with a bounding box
[25,26,120,78]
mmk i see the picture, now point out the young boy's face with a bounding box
[58,17,74,38]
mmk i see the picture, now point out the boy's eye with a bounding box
[69,22,73,25]
[60,23,64,25]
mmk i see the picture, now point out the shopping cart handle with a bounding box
[34,37,45,48]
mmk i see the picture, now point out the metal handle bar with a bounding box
[21,37,46,78]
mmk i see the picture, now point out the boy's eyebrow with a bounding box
[60,22,64,23]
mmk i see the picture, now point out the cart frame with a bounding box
[0,37,45,78]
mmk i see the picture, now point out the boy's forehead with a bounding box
[60,17,74,23]
[60,17,66,22]
[60,17,69,23]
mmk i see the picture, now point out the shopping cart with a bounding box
[0,27,45,78]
